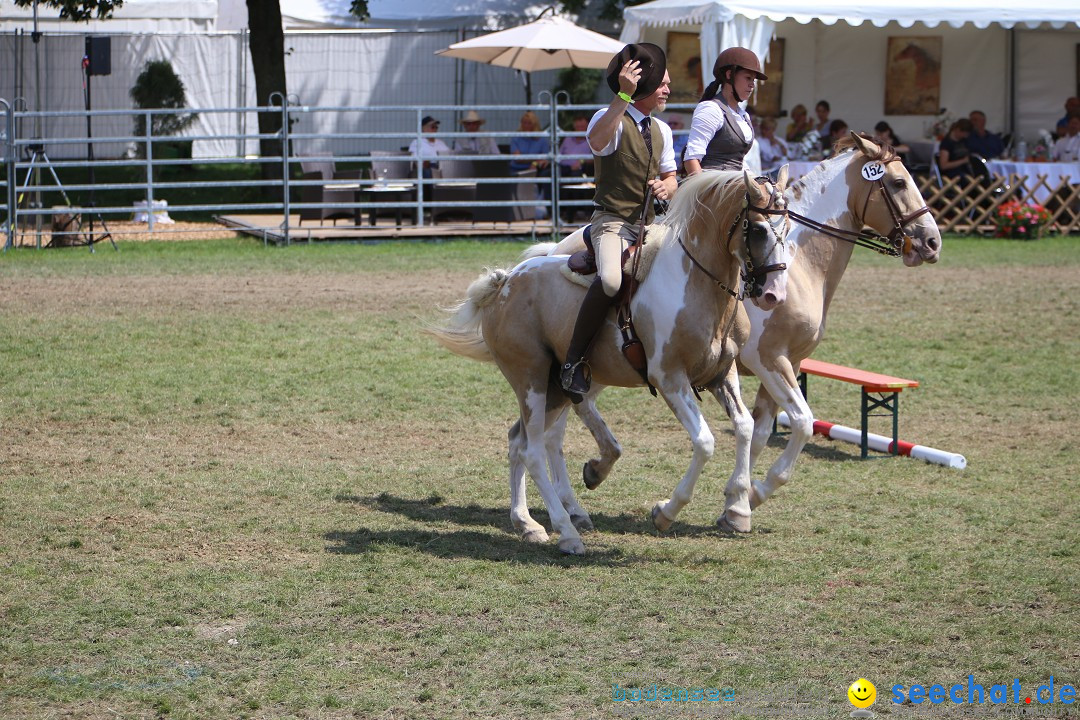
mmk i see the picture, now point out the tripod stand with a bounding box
[16,143,116,251]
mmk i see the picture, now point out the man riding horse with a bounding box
[560,43,679,398]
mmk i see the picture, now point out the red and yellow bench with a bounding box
[794,358,919,459]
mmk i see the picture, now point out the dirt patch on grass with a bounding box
[2,268,477,317]
[10,221,241,247]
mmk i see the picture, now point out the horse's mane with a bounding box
[833,135,898,164]
[658,170,745,249]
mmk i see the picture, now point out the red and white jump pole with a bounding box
[776,412,966,469]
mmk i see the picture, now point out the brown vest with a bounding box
[701,100,752,171]
[593,114,662,225]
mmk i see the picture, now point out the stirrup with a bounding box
[560,359,592,395]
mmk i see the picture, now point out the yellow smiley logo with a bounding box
[848,678,876,709]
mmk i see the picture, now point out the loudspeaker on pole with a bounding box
[85,36,111,76]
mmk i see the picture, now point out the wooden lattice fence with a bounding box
[918,172,1080,236]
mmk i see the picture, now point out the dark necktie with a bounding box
[639,116,653,156]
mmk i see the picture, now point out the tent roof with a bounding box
[0,0,217,24]
[278,0,572,31]
[0,0,614,34]
[624,0,1080,29]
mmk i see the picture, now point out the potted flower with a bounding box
[994,201,1051,240]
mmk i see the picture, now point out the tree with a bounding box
[130,60,198,138]
[11,0,120,21]
[245,0,288,194]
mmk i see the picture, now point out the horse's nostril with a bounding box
[927,236,940,251]
[764,292,778,306]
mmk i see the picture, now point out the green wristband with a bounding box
[617,91,633,103]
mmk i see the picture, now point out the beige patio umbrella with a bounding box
[435,12,625,101]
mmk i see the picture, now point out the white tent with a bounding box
[0,0,219,34]
[275,0,559,32]
[0,0,614,35]
[621,0,1080,147]
[0,0,601,159]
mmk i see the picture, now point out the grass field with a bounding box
[1,235,1078,719]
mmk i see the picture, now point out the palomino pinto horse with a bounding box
[430,170,791,554]
[532,133,941,534]
[730,133,940,524]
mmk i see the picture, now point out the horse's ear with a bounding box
[775,164,789,192]
[743,168,764,203]
[851,131,879,157]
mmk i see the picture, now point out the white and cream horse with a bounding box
[735,134,940,520]
[430,169,792,554]
[534,134,941,532]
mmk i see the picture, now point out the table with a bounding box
[986,161,1080,203]
[364,183,416,226]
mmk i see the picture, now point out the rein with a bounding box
[677,235,743,298]
[787,154,930,257]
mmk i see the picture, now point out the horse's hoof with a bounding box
[582,460,604,490]
[558,537,586,555]
[521,527,550,544]
[651,501,674,533]
[717,512,751,534]
[570,512,594,533]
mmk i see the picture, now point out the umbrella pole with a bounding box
[518,70,532,104]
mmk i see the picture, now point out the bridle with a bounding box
[786,152,931,257]
[676,176,789,300]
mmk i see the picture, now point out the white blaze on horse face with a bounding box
[747,213,791,311]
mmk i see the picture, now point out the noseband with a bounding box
[787,153,931,257]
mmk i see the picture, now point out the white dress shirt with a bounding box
[1051,134,1080,162]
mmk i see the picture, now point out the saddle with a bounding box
[566,224,656,394]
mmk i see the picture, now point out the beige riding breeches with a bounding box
[590,210,642,297]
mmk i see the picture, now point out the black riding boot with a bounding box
[560,278,616,396]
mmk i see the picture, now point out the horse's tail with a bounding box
[426,268,510,363]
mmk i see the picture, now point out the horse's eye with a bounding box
[891,178,906,191]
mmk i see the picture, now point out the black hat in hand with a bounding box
[606,43,667,101]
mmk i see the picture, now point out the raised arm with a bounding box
[588,60,641,153]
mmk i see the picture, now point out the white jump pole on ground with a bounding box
[776,412,967,470]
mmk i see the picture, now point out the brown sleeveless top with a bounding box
[593,114,661,225]
[701,100,752,171]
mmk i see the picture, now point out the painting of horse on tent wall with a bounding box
[885,36,942,115]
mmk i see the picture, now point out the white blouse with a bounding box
[684,101,753,162]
